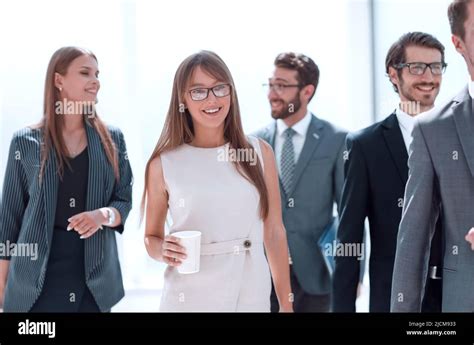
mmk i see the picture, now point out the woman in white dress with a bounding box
[142,51,293,312]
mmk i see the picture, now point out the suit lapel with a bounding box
[288,115,324,196]
[267,121,277,148]
[84,121,105,278]
[265,122,288,197]
[85,121,105,211]
[43,147,59,250]
[382,113,408,184]
[452,87,474,177]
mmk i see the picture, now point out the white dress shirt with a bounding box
[275,111,312,175]
[468,80,474,99]
[395,107,429,153]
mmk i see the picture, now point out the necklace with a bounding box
[67,131,86,158]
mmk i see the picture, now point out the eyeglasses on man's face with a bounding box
[394,62,447,76]
[262,83,302,95]
[188,84,231,101]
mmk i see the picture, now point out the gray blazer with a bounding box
[391,86,474,312]
[254,114,346,295]
[0,121,133,312]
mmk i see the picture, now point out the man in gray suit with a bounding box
[254,52,346,312]
[391,0,474,312]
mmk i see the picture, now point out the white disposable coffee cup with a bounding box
[172,230,201,274]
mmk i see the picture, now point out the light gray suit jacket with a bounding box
[391,86,474,312]
[254,114,346,295]
[0,120,133,312]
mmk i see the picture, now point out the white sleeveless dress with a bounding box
[159,136,272,312]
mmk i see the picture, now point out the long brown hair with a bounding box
[141,50,269,221]
[36,46,119,181]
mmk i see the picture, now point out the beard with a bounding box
[270,94,302,120]
[398,77,439,112]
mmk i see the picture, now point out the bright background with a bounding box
[0,0,464,311]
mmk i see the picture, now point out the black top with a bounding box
[30,146,100,312]
[54,147,89,230]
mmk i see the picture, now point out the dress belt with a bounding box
[200,237,260,256]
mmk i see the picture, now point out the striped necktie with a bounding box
[281,127,296,194]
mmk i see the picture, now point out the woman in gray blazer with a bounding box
[0,46,133,312]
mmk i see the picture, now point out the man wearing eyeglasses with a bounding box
[392,0,474,313]
[254,52,347,312]
[333,32,445,312]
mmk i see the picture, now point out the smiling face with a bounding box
[184,65,231,131]
[268,67,303,120]
[55,54,100,104]
[389,45,442,113]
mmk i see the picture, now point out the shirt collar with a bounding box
[276,110,312,137]
[395,105,431,132]
[469,80,474,99]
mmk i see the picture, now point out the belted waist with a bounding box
[200,238,261,256]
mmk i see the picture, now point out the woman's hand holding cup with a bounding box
[162,235,187,267]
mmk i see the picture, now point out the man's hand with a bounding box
[357,282,363,298]
[465,228,474,250]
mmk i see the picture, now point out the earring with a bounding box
[58,87,62,92]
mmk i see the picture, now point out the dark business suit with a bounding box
[0,119,133,312]
[332,113,442,312]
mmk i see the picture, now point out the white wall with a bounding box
[373,0,467,120]
[0,0,373,298]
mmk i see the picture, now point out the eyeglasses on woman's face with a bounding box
[189,84,231,101]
